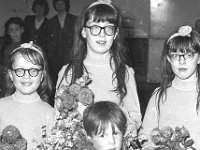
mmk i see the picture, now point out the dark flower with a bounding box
[1,125,21,144]
[161,126,173,140]
[69,84,81,96]
[77,88,94,105]
[14,137,27,150]
[151,128,162,145]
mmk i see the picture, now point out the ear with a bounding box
[8,69,13,81]
[114,28,119,40]
[81,27,86,38]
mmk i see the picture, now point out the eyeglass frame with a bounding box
[11,68,42,77]
[168,52,197,62]
[84,25,117,36]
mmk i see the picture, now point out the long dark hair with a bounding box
[62,3,129,103]
[156,26,200,116]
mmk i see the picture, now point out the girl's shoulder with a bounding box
[0,96,13,108]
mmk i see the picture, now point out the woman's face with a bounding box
[9,52,43,95]
[55,0,66,13]
[90,123,123,150]
[167,51,200,80]
[82,19,118,58]
[35,5,45,17]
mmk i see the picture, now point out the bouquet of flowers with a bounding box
[0,125,27,150]
[33,76,95,150]
[149,126,196,150]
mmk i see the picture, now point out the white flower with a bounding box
[178,25,192,37]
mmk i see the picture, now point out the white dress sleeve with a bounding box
[121,67,142,135]
[138,89,159,149]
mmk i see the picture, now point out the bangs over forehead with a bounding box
[11,48,44,68]
[85,4,120,26]
[92,115,121,136]
[168,32,200,54]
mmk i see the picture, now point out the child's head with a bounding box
[162,25,200,81]
[5,42,52,102]
[32,0,49,16]
[77,0,121,57]
[53,0,70,13]
[4,17,24,43]
[83,101,127,150]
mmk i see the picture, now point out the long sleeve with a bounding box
[123,67,142,126]
[138,89,159,149]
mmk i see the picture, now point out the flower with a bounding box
[0,125,27,150]
[78,88,94,105]
[55,76,94,119]
[146,126,196,150]
[33,76,95,150]
[123,131,142,150]
[178,25,192,37]
[1,125,21,144]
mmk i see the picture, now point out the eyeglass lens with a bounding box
[169,52,195,61]
[12,68,41,77]
[86,25,116,36]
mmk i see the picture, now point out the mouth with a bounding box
[96,41,106,45]
[178,68,187,71]
[21,82,32,86]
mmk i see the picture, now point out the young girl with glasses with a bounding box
[55,0,141,137]
[0,42,55,150]
[139,25,200,149]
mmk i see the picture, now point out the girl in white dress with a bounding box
[139,25,200,150]
[0,42,55,150]
[55,0,141,136]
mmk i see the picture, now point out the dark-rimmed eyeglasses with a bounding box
[85,25,117,36]
[11,68,42,77]
[168,52,196,62]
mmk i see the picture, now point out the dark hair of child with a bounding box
[83,101,127,137]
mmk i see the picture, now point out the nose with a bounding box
[108,134,115,144]
[99,28,106,37]
[23,70,31,78]
[179,55,186,64]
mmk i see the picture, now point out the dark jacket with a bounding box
[24,15,49,52]
[47,13,77,85]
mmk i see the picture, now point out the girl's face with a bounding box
[90,123,123,150]
[8,52,43,95]
[8,24,23,43]
[82,20,118,58]
[167,51,200,80]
